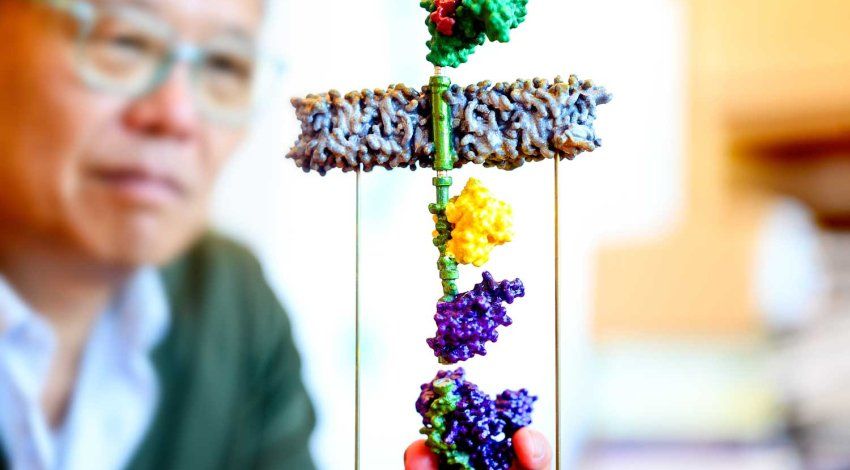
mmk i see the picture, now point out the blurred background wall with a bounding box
[208,0,850,468]
[591,1,850,468]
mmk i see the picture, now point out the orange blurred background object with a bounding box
[594,0,850,338]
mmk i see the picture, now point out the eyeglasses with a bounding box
[43,0,279,126]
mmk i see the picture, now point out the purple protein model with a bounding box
[427,271,525,364]
[416,367,536,470]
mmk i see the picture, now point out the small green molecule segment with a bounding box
[430,200,459,302]
[421,0,529,68]
[429,75,456,171]
[419,379,473,470]
[430,74,459,301]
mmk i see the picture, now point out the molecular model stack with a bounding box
[286,0,611,468]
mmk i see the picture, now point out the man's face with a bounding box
[0,0,262,266]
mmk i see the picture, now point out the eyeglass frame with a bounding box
[40,0,284,126]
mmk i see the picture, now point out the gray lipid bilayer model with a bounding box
[287,75,611,175]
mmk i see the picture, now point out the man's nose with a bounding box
[122,65,199,140]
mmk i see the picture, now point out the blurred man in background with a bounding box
[0,0,317,467]
[0,0,551,468]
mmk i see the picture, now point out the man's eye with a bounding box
[91,25,156,59]
[109,33,149,52]
[205,54,252,80]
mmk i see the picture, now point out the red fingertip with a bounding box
[513,428,552,470]
[405,440,440,470]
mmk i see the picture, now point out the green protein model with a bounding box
[421,0,529,67]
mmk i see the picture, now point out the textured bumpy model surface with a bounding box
[427,272,525,364]
[287,75,611,175]
[417,368,536,470]
[421,0,529,67]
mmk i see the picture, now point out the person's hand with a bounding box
[404,428,552,470]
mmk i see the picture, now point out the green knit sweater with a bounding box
[2,235,317,469]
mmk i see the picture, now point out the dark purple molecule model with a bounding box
[427,271,525,364]
[416,367,537,470]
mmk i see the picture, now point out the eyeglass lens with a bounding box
[74,4,258,122]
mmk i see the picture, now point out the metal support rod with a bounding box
[355,169,362,470]
[553,154,562,470]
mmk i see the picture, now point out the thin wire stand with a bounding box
[554,154,562,470]
[355,169,362,470]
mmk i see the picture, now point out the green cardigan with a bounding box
[2,235,317,469]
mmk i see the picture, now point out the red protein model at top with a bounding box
[430,0,458,36]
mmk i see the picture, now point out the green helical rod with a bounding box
[428,71,458,302]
